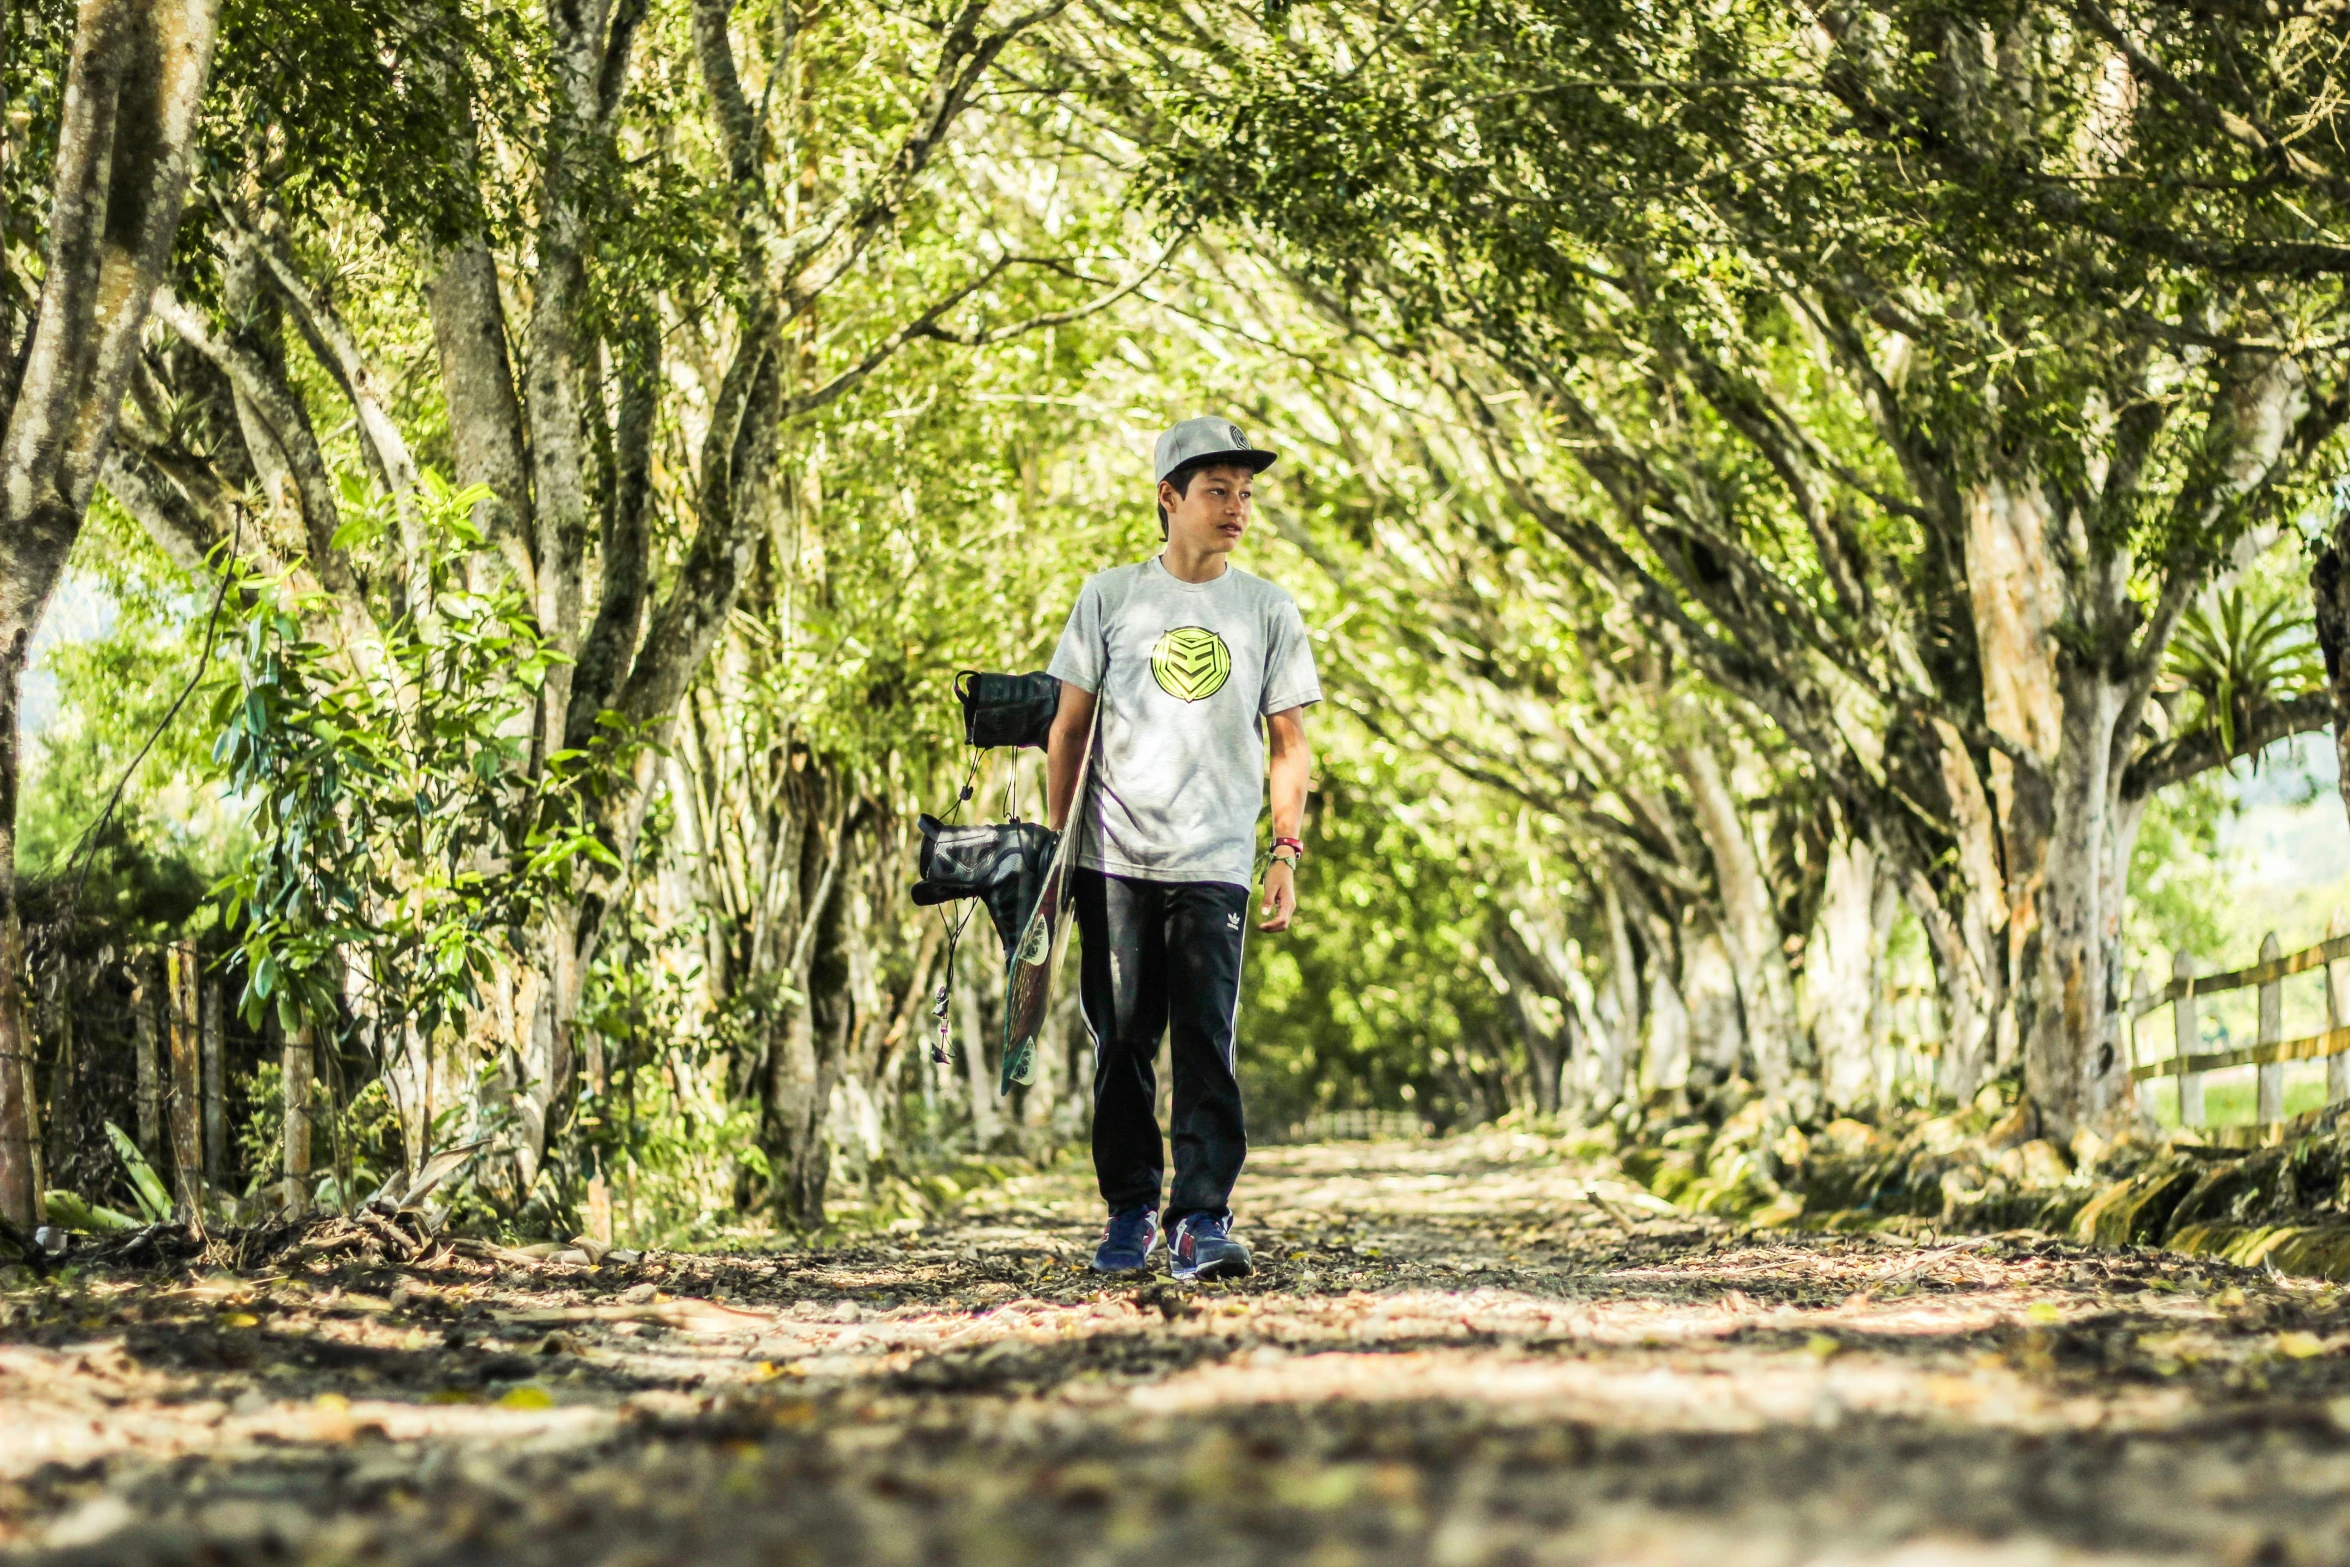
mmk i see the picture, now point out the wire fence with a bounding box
[1278,1109,1432,1144]
[23,917,267,1223]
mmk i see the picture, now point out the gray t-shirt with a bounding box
[1048,558,1321,887]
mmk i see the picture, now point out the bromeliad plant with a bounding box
[212,475,619,1047]
[2168,580,2326,764]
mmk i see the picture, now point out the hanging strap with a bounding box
[926,562,1142,1066]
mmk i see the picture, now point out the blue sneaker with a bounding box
[1091,1206,1160,1272]
[1169,1213,1252,1281]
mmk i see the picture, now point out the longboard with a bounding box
[1000,698,1100,1092]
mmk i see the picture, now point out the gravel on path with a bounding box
[5,1132,2350,1566]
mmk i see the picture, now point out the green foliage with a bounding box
[306,1076,408,1212]
[1244,754,1512,1131]
[2138,543,2328,968]
[236,1062,285,1194]
[212,475,607,1037]
[2128,774,2231,969]
[17,496,244,933]
[568,896,769,1244]
[40,1189,140,1233]
[39,0,2350,1238]
[104,1121,172,1223]
[204,0,517,245]
[0,0,78,318]
[1102,0,2350,1129]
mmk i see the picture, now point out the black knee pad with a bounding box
[955,671,1059,750]
[911,814,1058,956]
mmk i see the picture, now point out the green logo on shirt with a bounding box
[1150,626,1232,702]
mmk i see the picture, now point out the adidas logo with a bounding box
[1226,911,1241,930]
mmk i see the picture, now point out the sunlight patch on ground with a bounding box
[9,1134,2350,1564]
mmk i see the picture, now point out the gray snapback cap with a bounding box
[1154,416,1277,483]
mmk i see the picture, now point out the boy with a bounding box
[1044,417,1319,1281]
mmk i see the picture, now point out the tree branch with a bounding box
[99,442,222,578]
[232,212,421,504]
[0,0,223,624]
[2067,0,2350,209]
[563,307,659,751]
[773,0,1074,312]
[150,285,364,607]
[913,234,1188,347]
[2123,690,2333,801]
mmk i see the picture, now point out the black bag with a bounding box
[911,813,1058,957]
[956,670,1059,750]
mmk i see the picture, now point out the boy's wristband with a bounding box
[1270,836,1304,867]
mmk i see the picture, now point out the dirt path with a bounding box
[8,1133,2350,1565]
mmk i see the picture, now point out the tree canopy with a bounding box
[2,0,2346,1236]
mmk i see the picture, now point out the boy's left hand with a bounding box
[1259,859,1297,932]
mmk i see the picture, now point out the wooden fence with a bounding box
[2129,916,2350,1132]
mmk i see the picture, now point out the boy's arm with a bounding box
[1260,705,1312,932]
[1045,679,1098,833]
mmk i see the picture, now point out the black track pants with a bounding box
[1074,869,1250,1226]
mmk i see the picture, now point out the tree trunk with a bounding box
[201,979,224,1188]
[165,942,201,1218]
[1984,350,2304,1140]
[41,968,76,1204]
[1493,909,1578,1116]
[1972,534,2121,1136]
[524,0,637,765]
[1681,927,1746,1089]
[283,1022,313,1215]
[2313,528,2350,827]
[958,936,1001,1145]
[1599,880,1640,1106]
[1867,873,1901,1097]
[763,809,854,1228]
[428,238,535,589]
[0,850,29,1229]
[413,2,532,590]
[2016,669,2152,1136]
[867,918,943,1137]
[1805,831,1883,1111]
[1678,735,1803,1100]
[1642,914,1691,1094]
[1522,1025,1562,1117]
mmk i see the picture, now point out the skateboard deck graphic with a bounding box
[1000,701,1099,1092]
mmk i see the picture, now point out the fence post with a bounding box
[30,972,63,1221]
[2258,932,2284,1124]
[2175,948,2204,1128]
[2127,970,2148,1079]
[201,980,224,1188]
[165,942,203,1219]
[283,1022,313,1215]
[131,952,161,1159]
[2329,910,2350,1107]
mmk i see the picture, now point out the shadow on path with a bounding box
[7,1132,2350,1564]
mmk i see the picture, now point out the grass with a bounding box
[2142,1063,2336,1130]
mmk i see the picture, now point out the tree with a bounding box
[1118,0,2350,1139]
[93,0,1168,1225]
[0,0,223,1232]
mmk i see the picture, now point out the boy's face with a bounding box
[1160,463,1256,555]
